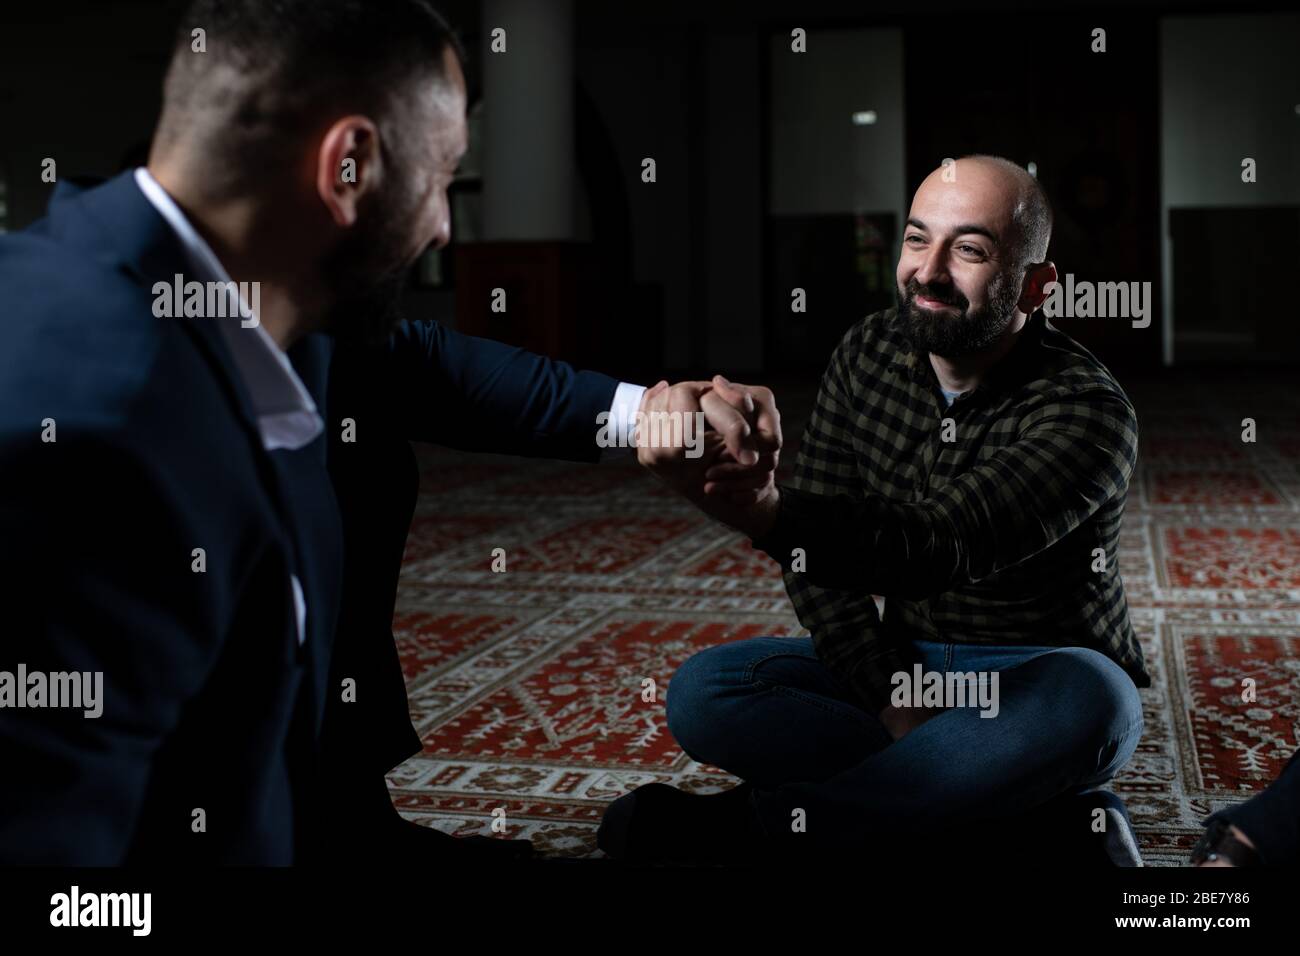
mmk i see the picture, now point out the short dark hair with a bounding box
[959,154,1053,269]
[154,0,466,194]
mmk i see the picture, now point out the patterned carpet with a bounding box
[387,374,1300,865]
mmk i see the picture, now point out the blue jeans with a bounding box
[666,636,1144,848]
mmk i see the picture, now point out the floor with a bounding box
[386,370,1300,865]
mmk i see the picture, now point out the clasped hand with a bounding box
[634,376,781,539]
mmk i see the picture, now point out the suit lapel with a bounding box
[50,174,269,452]
[274,335,344,736]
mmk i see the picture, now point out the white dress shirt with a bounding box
[135,168,314,646]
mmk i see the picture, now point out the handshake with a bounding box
[632,376,782,541]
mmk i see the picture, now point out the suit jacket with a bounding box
[0,172,618,864]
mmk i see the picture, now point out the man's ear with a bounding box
[315,116,381,228]
[1017,260,1058,314]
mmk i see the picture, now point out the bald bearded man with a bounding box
[601,155,1150,867]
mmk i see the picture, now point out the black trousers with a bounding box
[297,428,424,861]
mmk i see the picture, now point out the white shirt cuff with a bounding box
[608,382,646,452]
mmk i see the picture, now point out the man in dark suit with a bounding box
[0,0,776,864]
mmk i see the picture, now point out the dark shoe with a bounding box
[983,789,1143,867]
[1046,789,1143,867]
[307,773,534,862]
[383,816,535,861]
[1191,817,1262,866]
[1097,792,1143,867]
[597,782,763,865]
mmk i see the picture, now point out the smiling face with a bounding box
[896,158,1030,357]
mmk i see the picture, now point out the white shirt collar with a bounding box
[133,167,324,452]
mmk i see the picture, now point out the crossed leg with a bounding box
[665,635,1144,853]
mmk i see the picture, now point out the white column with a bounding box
[481,0,576,240]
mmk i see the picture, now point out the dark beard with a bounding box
[897,271,1021,357]
[317,182,422,348]
[320,258,411,349]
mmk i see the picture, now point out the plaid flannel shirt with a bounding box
[753,306,1151,714]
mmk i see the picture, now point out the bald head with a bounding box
[921,155,1052,269]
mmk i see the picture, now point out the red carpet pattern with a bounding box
[388,378,1300,865]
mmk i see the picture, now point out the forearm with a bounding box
[379,319,622,458]
[749,485,960,597]
[816,628,917,717]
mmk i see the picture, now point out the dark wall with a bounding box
[1,0,1295,378]
[903,13,1163,375]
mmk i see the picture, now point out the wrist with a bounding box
[745,487,780,540]
[745,486,785,546]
